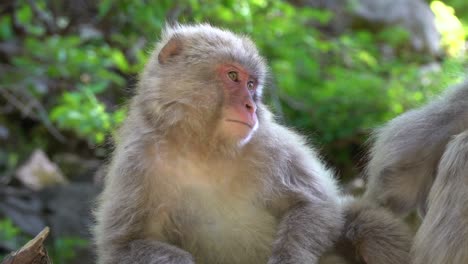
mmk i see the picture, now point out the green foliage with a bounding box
[50,237,89,263]
[50,87,126,144]
[443,0,468,23]
[0,218,26,255]
[10,33,133,145]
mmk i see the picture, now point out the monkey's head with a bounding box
[137,24,268,150]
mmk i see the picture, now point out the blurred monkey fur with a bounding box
[365,79,468,263]
[94,24,411,264]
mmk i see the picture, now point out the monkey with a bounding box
[364,79,468,263]
[93,23,412,264]
[94,23,344,264]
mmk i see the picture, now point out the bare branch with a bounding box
[0,86,66,142]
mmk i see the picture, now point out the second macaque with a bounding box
[365,80,468,263]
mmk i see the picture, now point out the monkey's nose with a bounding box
[245,99,257,114]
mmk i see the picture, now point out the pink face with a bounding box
[217,63,259,145]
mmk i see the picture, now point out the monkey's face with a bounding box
[141,24,266,150]
[217,63,259,146]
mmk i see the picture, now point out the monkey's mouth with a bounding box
[226,119,253,129]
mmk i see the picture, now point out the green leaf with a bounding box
[0,16,13,40]
[98,0,114,17]
[111,50,129,72]
[17,5,32,25]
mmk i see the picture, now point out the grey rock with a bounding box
[293,0,441,55]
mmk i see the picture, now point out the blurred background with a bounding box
[0,0,467,263]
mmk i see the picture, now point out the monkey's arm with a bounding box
[365,80,468,215]
[331,198,412,264]
[268,196,342,264]
[411,130,468,264]
[267,143,343,264]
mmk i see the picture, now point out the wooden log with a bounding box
[1,227,51,264]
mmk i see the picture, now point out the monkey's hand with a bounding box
[267,198,342,264]
[339,199,412,264]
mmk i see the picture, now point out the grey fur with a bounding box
[365,79,468,263]
[411,130,468,263]
[320,197,412,264]
[94,24,343,264]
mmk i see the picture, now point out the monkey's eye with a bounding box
[247,81,255,91]
[228,71,239,82]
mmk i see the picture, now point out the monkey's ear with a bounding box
[158,36,183,64]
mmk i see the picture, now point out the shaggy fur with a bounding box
[365,79,468,263]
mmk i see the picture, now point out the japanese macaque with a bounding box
[94,24,410,264]
[365,79,468,263]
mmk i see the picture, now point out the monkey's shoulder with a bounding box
[253,122,336,181]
